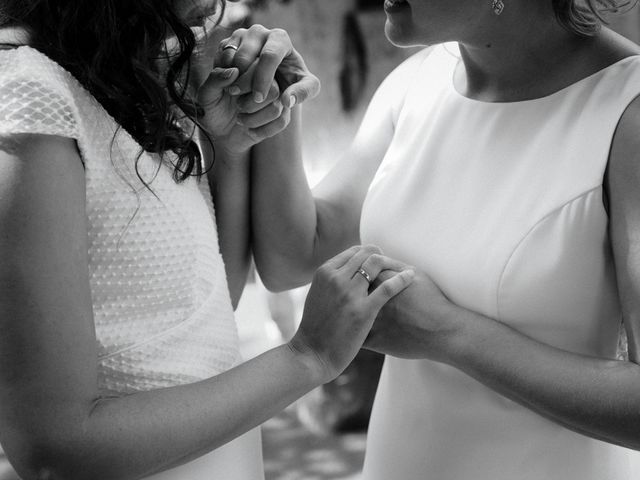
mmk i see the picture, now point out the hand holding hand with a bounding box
[217,24,321,108]
[194,23,320,154]
[289,246,415,384]
[364,269,460,362]
[197,62,288,154]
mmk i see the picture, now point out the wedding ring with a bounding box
[223,44,239,52]
[355,267,372,284]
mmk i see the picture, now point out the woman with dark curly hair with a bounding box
[244,0,640,478]
[0,1,417,479]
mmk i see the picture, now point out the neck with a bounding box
[454,6,597,102]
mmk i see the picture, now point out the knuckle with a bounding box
[379,281,396,298]
[269,102,284,118]
[315,264,331,279]
[233,53,252,65]
[362,244,382,255]
[367,254,384,268]
[250,23,268,33]
[232,28,247,39]
[272,28,288,38]
[260,49,280,61]
[327,271,343,290]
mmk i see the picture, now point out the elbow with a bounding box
[254,253,314,293]
[256,262,313,293]
[5,435,108,480]
[258,270,304,293]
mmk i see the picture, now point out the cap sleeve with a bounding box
[0,49,79,139]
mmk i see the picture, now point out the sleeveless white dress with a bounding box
[360,44,640,480]
[0,46,263,480]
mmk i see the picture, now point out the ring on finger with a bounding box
[355,267,373,285]
[223,44,239,52]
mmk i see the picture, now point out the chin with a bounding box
[384,21,426,48]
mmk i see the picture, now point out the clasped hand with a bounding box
[193,24,320,154]
[365,268,461,362]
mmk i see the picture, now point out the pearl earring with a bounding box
[492,0,505,15]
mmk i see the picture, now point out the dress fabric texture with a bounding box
[0,46,263,480]
[360,44,640,480]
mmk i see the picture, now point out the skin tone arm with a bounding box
[250,64,404,291]
[363,95,640,451]
[188,25,366,291]
[192,24,321,305]
[0,133,414,480]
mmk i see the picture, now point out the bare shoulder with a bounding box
[0,133,86,256]
[0,133,83,177]
[593,28,640,67]
[609,95,640,205]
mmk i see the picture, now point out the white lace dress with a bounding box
[0,46,263,479]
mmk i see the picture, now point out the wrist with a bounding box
[437,303,475,368]
[285,337,331,387]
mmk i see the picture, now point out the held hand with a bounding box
[364,269,460,361]
[198,64,289,153]
[289,246,415,384]
[217,24,320,108]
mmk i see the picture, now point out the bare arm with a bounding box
[251,61,415,291]
[0,134,414,480]
[204,141,251,309]
[365,96,640,450]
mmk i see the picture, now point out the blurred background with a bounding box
[2,1,640,479]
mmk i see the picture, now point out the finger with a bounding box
[281,73,322,108]
[224,60,258,97]
[246,107,291,141]
[200,67,240,91]
[237,81,281,114]
[232,24,271,73]
[237,99,283,129]
[368,270,416,311]
[355,254,409,287]
[217,32,244,68]
[339,245,384,283]
[252,31,290,103]
[322,246,363,271]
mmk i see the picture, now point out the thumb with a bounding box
[281,75,321,108]
[202,67,240,92]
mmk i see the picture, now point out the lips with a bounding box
[384,0,409,13]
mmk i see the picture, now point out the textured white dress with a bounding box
[0,46,263,480]
[360,44,640,479]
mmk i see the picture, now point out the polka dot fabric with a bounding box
[0,47,241,395]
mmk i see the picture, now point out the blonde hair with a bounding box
[553,0,639,35]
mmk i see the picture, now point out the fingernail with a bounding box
[223,68,236,79]
[289,95,297,107]
[236,117,244,126]
[254,92,265,104]
[227,86,242,95]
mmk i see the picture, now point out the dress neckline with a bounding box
[443,45,640,106]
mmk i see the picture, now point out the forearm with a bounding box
[250,107,322,290]
[23,344,320,480]
[205,138,251,309]
[446,308,640,449]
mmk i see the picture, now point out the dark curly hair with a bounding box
[553,0,639,36]
[0,0,226,183]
